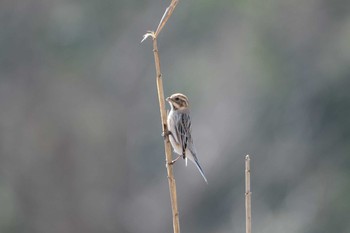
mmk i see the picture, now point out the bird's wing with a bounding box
[176,112,207,183]
[175,112,191,155]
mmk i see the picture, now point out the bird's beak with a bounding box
[166,97,170,102]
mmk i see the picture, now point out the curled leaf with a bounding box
[141,31,155,43]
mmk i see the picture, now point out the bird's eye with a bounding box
[175,97,179,101]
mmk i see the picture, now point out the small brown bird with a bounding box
[166,93,207,183]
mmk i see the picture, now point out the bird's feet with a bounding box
[166,155,182,166]
[167,160,175,166]
[161,129,172,139]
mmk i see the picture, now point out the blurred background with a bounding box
[1,0,350,232]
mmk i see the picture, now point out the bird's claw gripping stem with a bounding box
[162,129,171,139]
[166,155,181,166]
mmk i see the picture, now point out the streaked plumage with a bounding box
[166,93,207,183]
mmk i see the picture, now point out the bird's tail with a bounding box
[193,159,208,184]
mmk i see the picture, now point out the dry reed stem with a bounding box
[153,36,180,233]
[155,0,179,36]
[245,155,252,233]
[142,1,180,233]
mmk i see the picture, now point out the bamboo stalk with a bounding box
[245,155,252,233]
[142,1,180,232]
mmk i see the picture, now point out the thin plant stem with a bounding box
[245,155,252,233]
[141,1,180,233]
[153,36,180,233]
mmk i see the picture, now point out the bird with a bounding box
[165,93,208,183]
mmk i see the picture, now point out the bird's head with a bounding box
[166,93,189,110]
